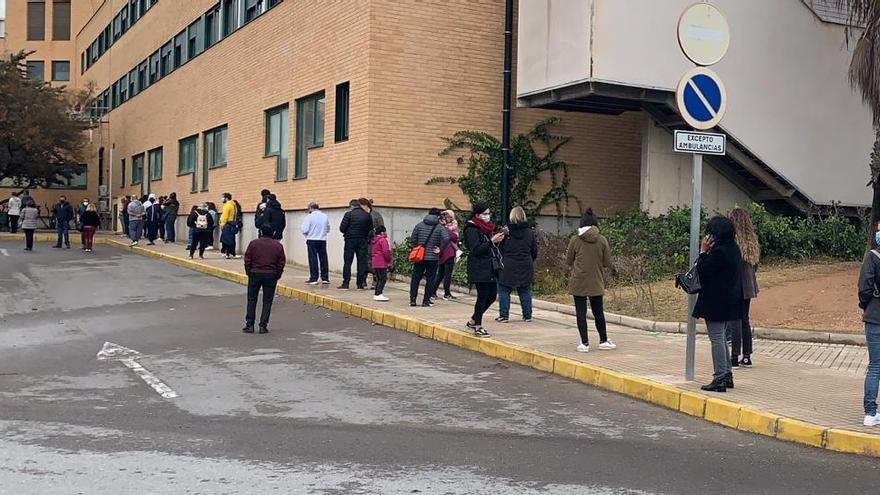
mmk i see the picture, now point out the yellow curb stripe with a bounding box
[679,391,707,418]
[826,428,880,456]
[776,418,827,448]
[738,408,780,437]
[704,398,742,429]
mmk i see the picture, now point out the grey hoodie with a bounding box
[409,214,450,262]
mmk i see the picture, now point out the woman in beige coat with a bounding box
[566,209,615,353]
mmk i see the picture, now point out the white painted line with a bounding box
[120,358,180,399]
[0,249,8,256]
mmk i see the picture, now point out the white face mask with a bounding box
[221,197,227,203]
[479,213,491,222]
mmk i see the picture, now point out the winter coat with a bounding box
[127,200,145,220]
[19,206,39,230]
[7,197,21,216]
[409,214,450,262]
[693,239,744,322]
[52,201,74,223]
[219,200,237,227]
[145,203,162,224]
[81,211,100,228]
[499,222,537,288]
[859,250,880,325]
[370,210,385,236]
[463,221,498,284]
[565,226,612,297]
[164,198,180,218]
[245,237,287,278]
[255,200,286,239]
[187,209,215,232]
[439,227,459,265]
[340,207,373,240]
[371,234,392,270]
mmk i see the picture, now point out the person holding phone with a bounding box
[693,216,744,392]
[464,203,504,338]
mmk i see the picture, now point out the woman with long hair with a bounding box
[80,203,100,253]
[463,203,505,338]
[728,207,760,367]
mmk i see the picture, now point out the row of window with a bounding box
[89,0,283,116]
[122,82,349,192]
[81,0,157,73]
[26,60,70,82]
[26,0,70,41]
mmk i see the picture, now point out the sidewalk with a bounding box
[8,233,879,455]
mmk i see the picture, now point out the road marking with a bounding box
[97,342,179,399]
[0,249,8,256]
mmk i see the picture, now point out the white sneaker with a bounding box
[308,281,319,285]
[599,340,617,350]
[577,344,590,353]
[205,246,214,251]
[864,414,880,426]
[374,295,390,302]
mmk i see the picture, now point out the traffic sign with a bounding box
[675,67,727,130]
[678,3,730,66]
[674,130,726,155]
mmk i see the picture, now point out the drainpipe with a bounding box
[501,0,513,225]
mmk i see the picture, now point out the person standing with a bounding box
[206,202,219,250]
[7,192,21,234]
[255,194,286,240]
[127,196,145,246]
[20,200,39,251]
[157,196,167,241]
[52,196,74,249]
[163,193,179,244]
[566,209,615,352]
[693,216,744,393]
[77,198,90,249]
[243,225,287,334]
[728,207,760,368]
[80,204,100,253]
[144,194,161,245]
[219,193,240,259]
[185,205,198,251]
[408,208,450,307]
[432,210,460,301]
[497,206,538,323]
[120,196,131,238]
[859,221,880,426]
[359,198,384,288]
[20,190,33,211]
[338,199,373,290]
[372,225,392,301]
[187,204,215,259]
[300,201,331,284]
[255,189,271,236]
[463,203,505,338]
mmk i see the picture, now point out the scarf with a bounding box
[469,216,495,237]
[442,210,459,236]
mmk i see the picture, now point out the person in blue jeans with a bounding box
[51,196,74,249]
[858,221,880,427]
[496,206,537,323]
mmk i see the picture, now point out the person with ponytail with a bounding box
[728,207,760,368]
[463,203,505,338]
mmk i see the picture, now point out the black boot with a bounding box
[724,372,734,389]
[700,377,727,393]
[242,325,255,333]
[731,355,740,368]
[410,298,417,307]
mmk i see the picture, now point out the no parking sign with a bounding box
[676,67,727,131]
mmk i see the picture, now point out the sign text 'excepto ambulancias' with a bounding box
[674,130,726,156]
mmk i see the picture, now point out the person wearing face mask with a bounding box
[51,195,74,249]
[463,203,505,338]
[77,198,92,250]
[205,202,219,250]
[858,221,880,427]
[219,192,241,259]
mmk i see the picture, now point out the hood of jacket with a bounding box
[267,199,282,210]
[578,225,600,243]
[422,214,439,226]
[509,222,530,239]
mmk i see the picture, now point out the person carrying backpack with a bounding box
[219,192,241,259]
[187,204,215,259]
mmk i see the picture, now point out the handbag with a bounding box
[408,224,438,263]
[674,260,701,294]
[488,235,504,274]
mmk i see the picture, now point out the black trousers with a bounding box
[146,220,159,242]
[430,258,455,298]
[190,231,212,257]
[24,229,35,250]
[471,282,498,326]
[374,268,388,296]
[246,272,278,328]
[730,298,753,357]
[306,240,329,282]
[9,215,19,234]
[342,238,368,288]
[574,295,608,345]
[410,260,438,303]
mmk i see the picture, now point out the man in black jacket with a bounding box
[339,199,373,290]
[255,194,286,240]
[254,189,271,236]
[52,196,74,249]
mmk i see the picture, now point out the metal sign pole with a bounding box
[685,152,703,381]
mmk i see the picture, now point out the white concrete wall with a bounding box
[517,0,874,207]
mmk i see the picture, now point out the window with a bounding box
[222,0,237,36]
[120,158,126,187]
[111,82,118,109]
[27,1,45,40]
[118,74,128,102]
[120,6,128,32]
[52,0,70,40]
[204,125,228,169]
[160,41,173,76]
[148,50,160,84]
[244,0,259,22]
[132,154,144,185]
[148,147,163,181]
[267,0,282,8]
[51,61,69,81]
[295,91,325,179]
[128,68,137,97]
[138,60,148,90]
[47,165,87,189]
[178,135,198,174]
[334,82,350,142]
[173,30,186,67]
[130,0,140,24]
[265,105,289,181]
[26,61,44,81]
[188,18,203,59]
[205,4,220,47]
[112,11,122,41]
[80,52,85,74]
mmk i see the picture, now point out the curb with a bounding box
[86,237,880,459]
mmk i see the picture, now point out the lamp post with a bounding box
[500,0,513,225]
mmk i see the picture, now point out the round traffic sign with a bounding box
[676,67,727,130]
[678,3,730,66]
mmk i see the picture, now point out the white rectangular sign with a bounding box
[674,130,726,155]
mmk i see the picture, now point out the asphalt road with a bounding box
[0,240,878,494]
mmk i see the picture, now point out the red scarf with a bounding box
[469,216,495,237]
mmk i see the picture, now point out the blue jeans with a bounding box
[498,284,533,320]
[56,222,70,246]
[865,323,880,415]
[164,215,177,243]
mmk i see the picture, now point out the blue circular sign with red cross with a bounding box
[675,67,727,130]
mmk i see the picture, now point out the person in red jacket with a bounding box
[243,225,287,334]
[371,225,392,301]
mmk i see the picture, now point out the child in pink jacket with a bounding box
[371,225,393,301]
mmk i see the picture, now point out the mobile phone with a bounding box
[501,226,510,235]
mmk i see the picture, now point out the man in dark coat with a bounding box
[255,194,286,240]
[338,199,373,290]
[51,196,74,249]
[407,208,450,306]
[243,225,287,334]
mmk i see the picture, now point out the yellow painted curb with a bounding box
[738,408,780,437]
[648,384,681,411]
[418,323,435,339]
[621,376,654,401]
[776,418,827,448]
[432,326,450,344]
[596,369,625,393]
[552,357,580,379]
[479,339,514,361]
[679,391,707,417]
[704,398,742,429]
[530,351,556,373]
[826,429,880,456]
[572,362,599,386]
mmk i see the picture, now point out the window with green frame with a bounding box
[132,154,144,184]
[179,135,198,192]
[148,147,163,181]
[265,104,289,181]
[295,91,325,179]
[204,125,228,169]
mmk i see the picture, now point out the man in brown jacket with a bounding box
[243,225,287,334]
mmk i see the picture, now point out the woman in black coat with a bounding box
[693,216,744,392]
[496,206,537,323]
[464,203,505,338]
